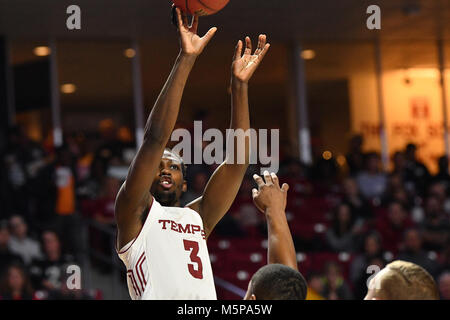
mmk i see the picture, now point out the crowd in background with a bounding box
[1,119,450,300]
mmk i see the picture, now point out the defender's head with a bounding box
[244,264,308,300]
[365,260,439,300]
[150,148,187,206]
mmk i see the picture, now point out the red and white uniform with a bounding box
[117,197,217,300]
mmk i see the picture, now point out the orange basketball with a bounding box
[171,0,230,16]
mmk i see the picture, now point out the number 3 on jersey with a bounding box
[183,239,203,279]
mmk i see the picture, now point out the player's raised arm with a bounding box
[187,35,270,237]
[252,172,298,271]
[115,7,217,248]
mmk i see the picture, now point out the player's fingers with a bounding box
[253,174,265,188]
[281,183,290,193]
[244,36,252,55]
[270,172,280,188]
[257,43,270,61]
[190,14,199,33]
[175,7,184,29]
[201,27,217,44]
[263,170,273,186]
[254,34,265,56]
[233,40,243,61]
[182,11,189,28]
[252,188,259,199]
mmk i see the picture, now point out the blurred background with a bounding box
[0,0,450,300]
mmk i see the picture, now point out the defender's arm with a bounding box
[253,172,298,270]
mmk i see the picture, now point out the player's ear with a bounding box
[182,180,187,193]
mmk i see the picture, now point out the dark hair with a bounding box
[0,263,34,298]
[331,203,355,237]
[249,264,307,300]
[406,143,417,151]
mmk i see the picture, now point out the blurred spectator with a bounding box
[77,156,106,200]
[225,175,260,237]
[0,264,34,300]
[29,230,75,294]
[8,215,42,265]
[341,177,373,221]
[75,134,95,182]
[352,255,386,300]
[0,220,24,274]
[320,262,353,300]
[391,151,407,178]
[90,176,120,272]
[345,134,365,176]
[53,145,81,257]
[3,126,30,217]
[375,201,415,254]
[436,241,450,276]
[428,181,450,216]
[182,171,208,205]
[433,155,450,190]
[349,232,384,285]
[93,176,120,226]
[325,203,362,252]
[305,272,325,300]
[278,157,313,197]
[397,228,439,277]
[356,152,387,201]
[438,272,450,300]
[404,143,431,196]
[383,174,412,211]
[94,119,123,172]
[420,195,450,251]
[311,157,340,194]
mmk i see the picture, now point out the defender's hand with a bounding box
[252,171,289,214]
[232,34,270,84]
[173,6,217,57]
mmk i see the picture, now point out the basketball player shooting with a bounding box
[114,7,270,299]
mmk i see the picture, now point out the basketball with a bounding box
[171,0,230,16]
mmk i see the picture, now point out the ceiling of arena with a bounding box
[1,0,450,114]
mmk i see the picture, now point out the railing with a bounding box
[80,216,128,299]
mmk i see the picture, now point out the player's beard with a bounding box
[153,189,178,207]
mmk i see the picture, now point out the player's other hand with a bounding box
[173,6,217,57]
[232,34,270,84]
[252,171,289,214]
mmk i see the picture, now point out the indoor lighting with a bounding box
[124,48,136,58]
[403,68,440,79]
[322,150,332,160]
[61,83,76,94]
[301,49,316,60]
[33,46,51,57]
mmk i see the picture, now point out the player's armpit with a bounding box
[115,183,152,250]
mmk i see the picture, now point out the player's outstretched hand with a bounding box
[232,34,270,84]
[252,171,289,214]
[173,6,217,57]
